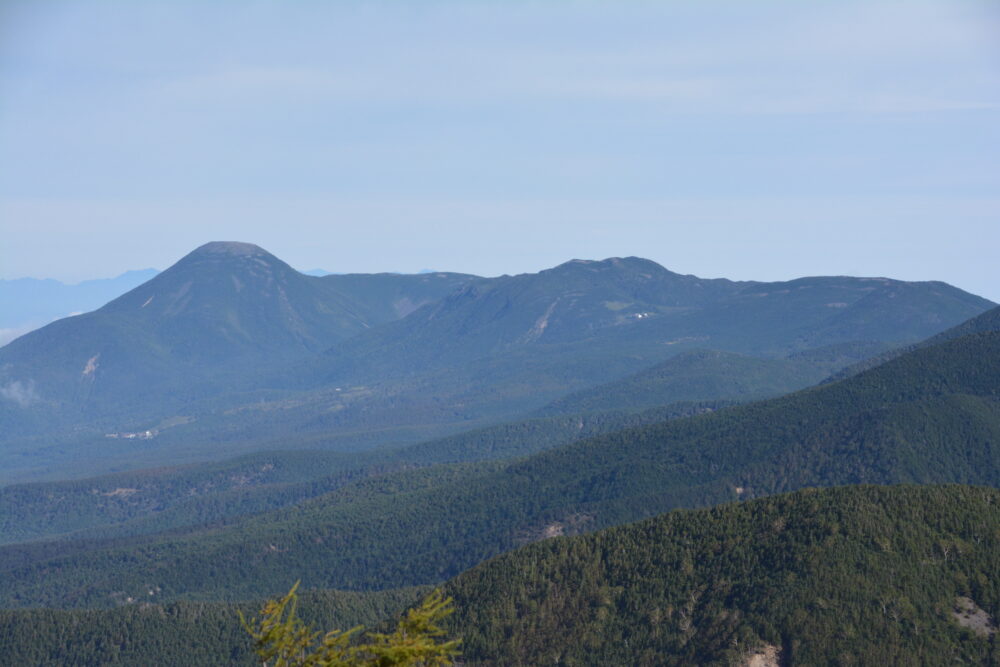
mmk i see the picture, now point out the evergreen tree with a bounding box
[240,583,460,667]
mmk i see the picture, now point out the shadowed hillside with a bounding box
[2,328,997,608]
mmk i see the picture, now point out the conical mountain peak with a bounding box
[113,241,299,314]
[85,241,371,366]
[163,241,297,282]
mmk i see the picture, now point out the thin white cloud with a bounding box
[0,379,39,407]
[128,0,999,117]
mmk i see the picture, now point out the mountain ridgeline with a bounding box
[0,269,160,346]
[0,242,476,420]
[827,302,1000,382]
[0,243,992,483]
[306,257,992,391]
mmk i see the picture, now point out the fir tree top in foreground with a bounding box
[241,584,460,667]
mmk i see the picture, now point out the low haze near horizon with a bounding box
[1,1,998,300]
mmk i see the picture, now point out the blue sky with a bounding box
[1,1,998,300]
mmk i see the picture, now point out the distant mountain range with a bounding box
[0,242,475,410]
[0,241,993,483]
[313,255,991,381]
[0,269,159,346]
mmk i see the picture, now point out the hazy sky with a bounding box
[2,1,998,300]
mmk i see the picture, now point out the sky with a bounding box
[1,0,999,300]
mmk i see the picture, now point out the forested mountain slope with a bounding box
[319,271,483,322]
[446,485,1000,665]
[0,587,425,667]
[0,243,363,420]
[0,401,721,545]
[2,486,997,665]
[307,258,992,388]
[536,342,889,416]
[2,329,997,608]
[0,243,477,425]
[0,269,159,346]
[209,259,992,475]
[130,259,988,480]
[826,304,1000,381]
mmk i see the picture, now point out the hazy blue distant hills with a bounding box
[3,326,997,608]
[0,243,364,422]
[0,243,477,434]
[827,304,1000,382]
[0,402,722,545]
[536,342,890,416]
[0,244,993,482]
[261,257,993,463]
[309,257,992,393]
[0,269,158,346]
[927,303,1000,341]
[151,262,990,473]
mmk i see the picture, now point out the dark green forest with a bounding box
[2,330,997,610]
[0,587,426,666]
[536,342,890,416]
[827,303,1000,382]
[2,485,997,665]
[446,484,1000,665]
